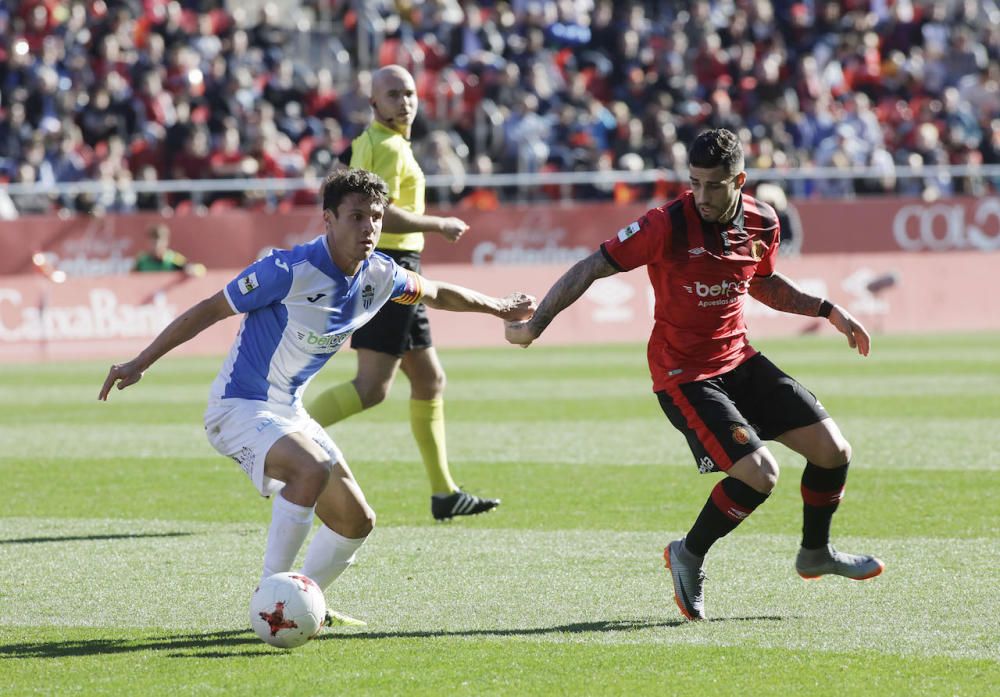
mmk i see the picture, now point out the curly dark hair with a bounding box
[321,168,390,213]
[688,129,745,175]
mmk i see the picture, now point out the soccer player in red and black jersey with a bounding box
[505,129,884,621]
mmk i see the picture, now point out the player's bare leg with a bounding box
[351,348,402,409]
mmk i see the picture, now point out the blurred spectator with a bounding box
[0,102,34,171]
[755,183,803,256]
[48,128,89,186]
[0,188,18,220]
[418,130,467,204]
[458,153,500,211]
[305,118,348,175]
[336,70,373,140]
[981,119,1000,190]
[249,3,289,68]
[93,158,137,214]
[9,162,52,214]
[134,222,205,275]
[209,123,257,179]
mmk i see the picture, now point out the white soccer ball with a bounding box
[249,572,326,649]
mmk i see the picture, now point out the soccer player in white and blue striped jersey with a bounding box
[100,169,535,625]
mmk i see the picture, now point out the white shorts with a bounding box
[204,399,344,497]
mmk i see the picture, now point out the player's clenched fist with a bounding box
[438,217,469,242]
[498,293,536,321]
[504,320,538,347]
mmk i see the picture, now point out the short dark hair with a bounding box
[688,129,744,175]
[321,168,389,213]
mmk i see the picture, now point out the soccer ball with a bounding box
[249,572,326,649]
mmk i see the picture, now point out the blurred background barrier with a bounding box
[1,251,995,362]
[3,195,999,277]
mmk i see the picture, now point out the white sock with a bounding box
[261,492,315,583]
[299,525,368,591]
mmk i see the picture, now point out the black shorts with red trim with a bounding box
[656,353,829,473]
[350,250,433,357]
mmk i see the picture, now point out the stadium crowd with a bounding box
[1,0,998,216]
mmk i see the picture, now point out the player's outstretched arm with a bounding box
[505,250,618,347]
[418,277,536,320]
[98,291,235,400]
[749,272,871,356]
[382,204,468,242]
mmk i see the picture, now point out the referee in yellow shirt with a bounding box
[308,65,499,521]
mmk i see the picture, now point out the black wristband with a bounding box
[818,299,834,318]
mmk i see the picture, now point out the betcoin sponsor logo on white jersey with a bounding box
[294,329,351,353]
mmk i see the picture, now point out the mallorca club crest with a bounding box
[731,424,751,445]
[362,284,375,309]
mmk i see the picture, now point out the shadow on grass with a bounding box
[0,630,265,659]
[0,532,194,545]
[0,616,791,660]
[317,615,791,641]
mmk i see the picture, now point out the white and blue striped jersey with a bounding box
[209,234,422,407]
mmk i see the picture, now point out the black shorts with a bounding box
[656,353,829,474]
[350,250,433,357]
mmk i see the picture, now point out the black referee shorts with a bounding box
[656,353,829,473]
[351,249,433,357]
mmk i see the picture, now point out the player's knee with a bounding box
[343,505,376,538]
[360,506,376,536]
[416,366,445,396]
[299,457,333,490]
[814,437,852,468]
[355,380,391,408]
[748,456,779,493]
[429,369,446,395]
[729,450,779,493]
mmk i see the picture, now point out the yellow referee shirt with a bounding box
[350,121,426,252]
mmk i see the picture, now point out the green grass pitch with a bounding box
[1,333,998,695]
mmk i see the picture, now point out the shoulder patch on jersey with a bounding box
[617,221,641,242]
[751,240,768,261]
[393,270,423,305]
[238,272,259,295]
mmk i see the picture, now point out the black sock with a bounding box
[685,477,770,557]
[800,461,849,549]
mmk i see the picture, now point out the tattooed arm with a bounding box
[750,272,872,356]
[505,251,618,346]
[748,272,825,316]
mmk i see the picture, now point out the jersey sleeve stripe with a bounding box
[222,286,239,314]
[599,242,625,272]
[668,198,689,254]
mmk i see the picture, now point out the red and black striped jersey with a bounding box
[600,190,781,391]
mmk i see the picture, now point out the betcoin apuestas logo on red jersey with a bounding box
[683,278,752,298]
